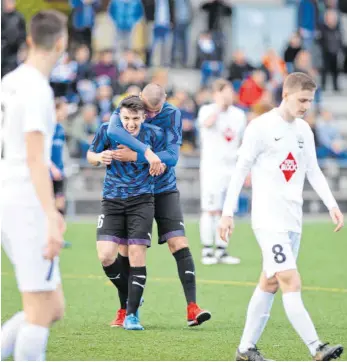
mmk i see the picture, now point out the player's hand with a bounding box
[44,211,66,260]
[145,148,162,176]
[99,150,113,165]
[159,163,166,175]
[329,207,344,232]
[112,145,137,162]
[218,216,234,242]
[51,164,63,181]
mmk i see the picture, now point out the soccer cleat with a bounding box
[110,308,126,327]
[201,247,218,265]
[187,302,211,327]
[313,343,343,361]
[123,314,144,330]
[215,248,241,265]
[235,347,271,361]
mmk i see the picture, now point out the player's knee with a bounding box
[129,245,146,266]
[53,301,65,322]
[97,248,116,266]
[276,269,301,292]
[168,236,188,254]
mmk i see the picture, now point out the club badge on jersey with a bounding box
[223,128,235,142]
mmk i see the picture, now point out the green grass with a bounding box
[2,221,347,361]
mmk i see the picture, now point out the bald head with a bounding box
[141,83,166,109]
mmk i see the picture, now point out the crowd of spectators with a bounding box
[1,0,346,160]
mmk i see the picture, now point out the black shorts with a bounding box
[53,180,65,197]
[97,194,154,247]
[154,191,185,244]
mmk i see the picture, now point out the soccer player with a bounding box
[1,10,68,361]
[87,96,166,330]
[51,97,68,216]
[107,83,211,327]
[219,72,344,361]
[198,78,246,265]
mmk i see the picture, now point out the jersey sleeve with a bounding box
[305,126,338,210]
[107,112,149,155]
[222,120,264,216]
[152,129,166,153]
[22,92,51,135]
[89,124,108,153]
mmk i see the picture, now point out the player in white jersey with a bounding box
[219,73,344,361]
[198,79,246,265]
[1,10,68,361]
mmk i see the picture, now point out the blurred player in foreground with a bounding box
[198,79,246,265]
[1,10,68,361]
[219,72,344,361]
[87,96,165,330]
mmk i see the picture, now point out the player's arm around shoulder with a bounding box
[87,123,113,166]
[146,124,167,175]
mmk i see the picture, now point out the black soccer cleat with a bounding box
[235,346,271,361]
[313,343,343,361]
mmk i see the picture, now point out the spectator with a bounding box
[69,104,99,158]
[69,0,100,50]
[200,0,232,33]
[118,49,145,73]
[151,68,173,95]
[74,44,94,83]
[113,85,142,107]
[171,0,192,67]
[284,33,302,73]
[238,69,266,109]
[95,77,114,119]
[316,110,347,159]
[262,49,287,91]
[339,0,347,73]
[50,53,78,101]
[113,67,138,95]
[108,0,144,53]
[298,0,320,49]
[196,31,223,86]
[194,86,212,115]
[149,0,175,67]
[93,49,117,80]
[320,9,342,91]
[1,0,26,77]
[227,50,254,91]
[77,79,97,104]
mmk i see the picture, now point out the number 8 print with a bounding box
[272,244,286,264]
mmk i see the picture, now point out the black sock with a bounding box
[102,255,129,309]
[173,247,196,304]
[127,266,147,316]
[117,254,130,309]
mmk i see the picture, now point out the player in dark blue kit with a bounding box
[107,83,211,327]
[51,97,68,215]
[87,96,166,330]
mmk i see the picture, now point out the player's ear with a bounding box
[26,36,33,48]
[55,35,65,54]
[139,92,143,100]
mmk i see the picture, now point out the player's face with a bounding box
[284,89,315,118]
[120,107,146,136]
[221,85,234,105]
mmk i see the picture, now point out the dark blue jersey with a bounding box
[89,122,165,199]
[107,102,182,194]
[51,123,65,174]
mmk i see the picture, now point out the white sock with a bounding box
[1,311,25,360]
[282,292,321,356]
[200,212,215,249]
[14,322,50,361]
[239,286,275,352]
[214,215,228,249]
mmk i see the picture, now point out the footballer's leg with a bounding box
[155,191,211,326]
[123,194,153,331]
[96,199,129,327]
[1,206,65,361]
[236,272,277,361]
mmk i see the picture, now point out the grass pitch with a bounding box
[2,221,347,361]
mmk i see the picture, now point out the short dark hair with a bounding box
[283,72,317,92]
[119,95,146,113]
[141,83,166,108]
[30,10,67,50]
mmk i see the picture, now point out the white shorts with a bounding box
[200,171,231,212]
[253,229,301,278]
[1,204,61,292]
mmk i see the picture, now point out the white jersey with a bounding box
[222,109,337,232]
[198,103,246,172]
[1,64,56,206]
